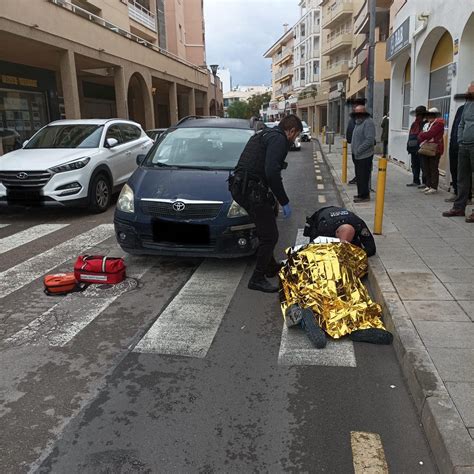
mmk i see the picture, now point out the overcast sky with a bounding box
[204,0,299,87]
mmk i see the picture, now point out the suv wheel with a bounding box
[89,173,111,213]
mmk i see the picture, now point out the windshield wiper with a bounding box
[150,162,179,168]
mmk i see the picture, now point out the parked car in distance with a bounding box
[0,119,153,212]
[264,121,301,151]
[114,116,260,257]
[146,128,167,142]
[301,121,312,142]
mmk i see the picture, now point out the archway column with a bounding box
[59,50,81,119]
[169,82,178,125]
[188,88,196,116]
[114,66,128,119]
[142,72,154,129]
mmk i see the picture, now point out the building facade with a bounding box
[387,0,474,183]
[0,0,222,154]
[223,86,271,117]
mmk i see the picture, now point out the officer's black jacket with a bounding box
[234,125,290,205]
[304,206,376,256]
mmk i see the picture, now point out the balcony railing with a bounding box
[49,0,203,71]
[322,1,353,29]
[321,60,350,81]
[128,0,157,32]
[322,32,352,55]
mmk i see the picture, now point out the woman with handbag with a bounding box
[406,105,427,186]
[418,107,445,194]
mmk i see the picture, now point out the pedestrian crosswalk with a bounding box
[0,221,358,368]
[0,223,10,228]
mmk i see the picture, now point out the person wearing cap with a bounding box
[406,105,427,187]
[443,82,474,222]
[350,105,375,202]
[345,98,366,185]
[417,107,445,194]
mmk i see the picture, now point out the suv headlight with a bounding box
[117,183,134,213]
[227,200,248,218]
[50,157,90,173]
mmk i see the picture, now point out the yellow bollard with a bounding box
[342,139,348,184]
[374,156,387,235]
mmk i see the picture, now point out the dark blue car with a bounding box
[114,117,259,257]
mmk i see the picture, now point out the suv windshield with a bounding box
[144,127,254,170]
[25,125,104,149]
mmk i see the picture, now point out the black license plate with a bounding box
[152,219,210,245]
[6,189,41,202]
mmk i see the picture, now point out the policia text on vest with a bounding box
[229,115,303,293]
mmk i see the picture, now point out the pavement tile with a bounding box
[446,382,474,427]
[389,272,453,300]
[429,348,474,382]
[420,254,473,269]
[445,283,474,300]
[415,247,461,257]
[414,321,474,348]
[403,300,470,322]
[458,301,474,322]
[432,268,474,284]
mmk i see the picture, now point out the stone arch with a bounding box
[458,13,474,94]
[127,72,154,129]
[390,50,411,129]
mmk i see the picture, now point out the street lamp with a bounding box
[210,64,219,116]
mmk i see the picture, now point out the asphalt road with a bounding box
[0,142,437,473]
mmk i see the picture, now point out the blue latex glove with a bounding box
[282,203,292,219]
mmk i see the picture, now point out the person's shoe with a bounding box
[248,273,279,293]
[300,308,327,349]
[353,196,370,203]
[425,188,437,194]
[445,196,457,202]
[442,208,465,217]
[419,186,430,192]
[348,177,357,184]
[406,182,418,187]
[465,212,474,223]
[265,261,284,278]
[417,184,427,189]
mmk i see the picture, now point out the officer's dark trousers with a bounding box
[454,144,474,210]
[410,152,422,185]
[354,156,373,198]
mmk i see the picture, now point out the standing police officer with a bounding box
[304,206,376,256]
[230,114,303,293]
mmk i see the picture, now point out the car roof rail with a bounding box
[175,115,220,126]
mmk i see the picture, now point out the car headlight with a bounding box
[117,183,134,213]
[227,200,248,218]
[50,157,90,173]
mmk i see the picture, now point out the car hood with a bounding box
[130,167,233,203]
[0,148,100,171]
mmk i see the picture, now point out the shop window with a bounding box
[402,59,411,130]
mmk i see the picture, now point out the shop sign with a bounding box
[1,75,38,88]
[386,17,410,61]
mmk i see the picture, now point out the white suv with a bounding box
[0,119,153,212]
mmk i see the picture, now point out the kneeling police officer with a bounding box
[230,114,303,293]
[304,206,376,257]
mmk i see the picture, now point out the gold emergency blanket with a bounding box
[279,243,384,339]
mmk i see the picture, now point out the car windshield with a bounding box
[25,125,104,149]
[144,127,254,170]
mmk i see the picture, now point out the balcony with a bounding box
[322,32,352,56]
[128,0,156,32]
[274,45,293,66]
[274,66,293,83]
[322,1,353,30]
[321,61,350,81]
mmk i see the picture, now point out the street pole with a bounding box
[367,0,376,115]
[210,64,219,116]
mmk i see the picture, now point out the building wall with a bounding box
[183,0,206,66]
[164,0,186,59]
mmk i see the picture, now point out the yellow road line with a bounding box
[351,431,389,473]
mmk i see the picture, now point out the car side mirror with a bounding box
[136,154,146,166]
[106,137,119,148]
[22,140,29,148]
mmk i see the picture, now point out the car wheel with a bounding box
[89,173,111,213]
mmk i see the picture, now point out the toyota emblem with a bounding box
[16,172,28,180]
[172,201,186,212]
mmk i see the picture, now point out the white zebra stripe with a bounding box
[277,228,357,367]
[0,224,69,255]
[0,224,11,228]
[134,259,246,358]
[0,224,114,299]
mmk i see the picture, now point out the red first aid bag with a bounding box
[74,255,126,284]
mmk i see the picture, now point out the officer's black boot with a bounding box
[265,258,283,278]
[248,271,279,293]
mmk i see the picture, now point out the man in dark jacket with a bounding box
[346,98,366,185]
[406,105,427,187]
[304,206,376,256]
[230,114,303,292]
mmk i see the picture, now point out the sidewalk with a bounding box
[320,136,474,474]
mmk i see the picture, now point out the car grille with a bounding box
[140,200,223,220]
[0,170,52,189]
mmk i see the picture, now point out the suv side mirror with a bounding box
[106,137,119,148]
[22,140,29,148]
[136,154,146,166]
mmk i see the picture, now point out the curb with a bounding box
[319,140,474,474]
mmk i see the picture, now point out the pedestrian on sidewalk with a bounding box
[230,114,303,293]
[346,97,366,185]
[406,105,427,187]
[350,105,375,203]
[417,107,445,195]
[443,82,474,222]
[381,113,389,156]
